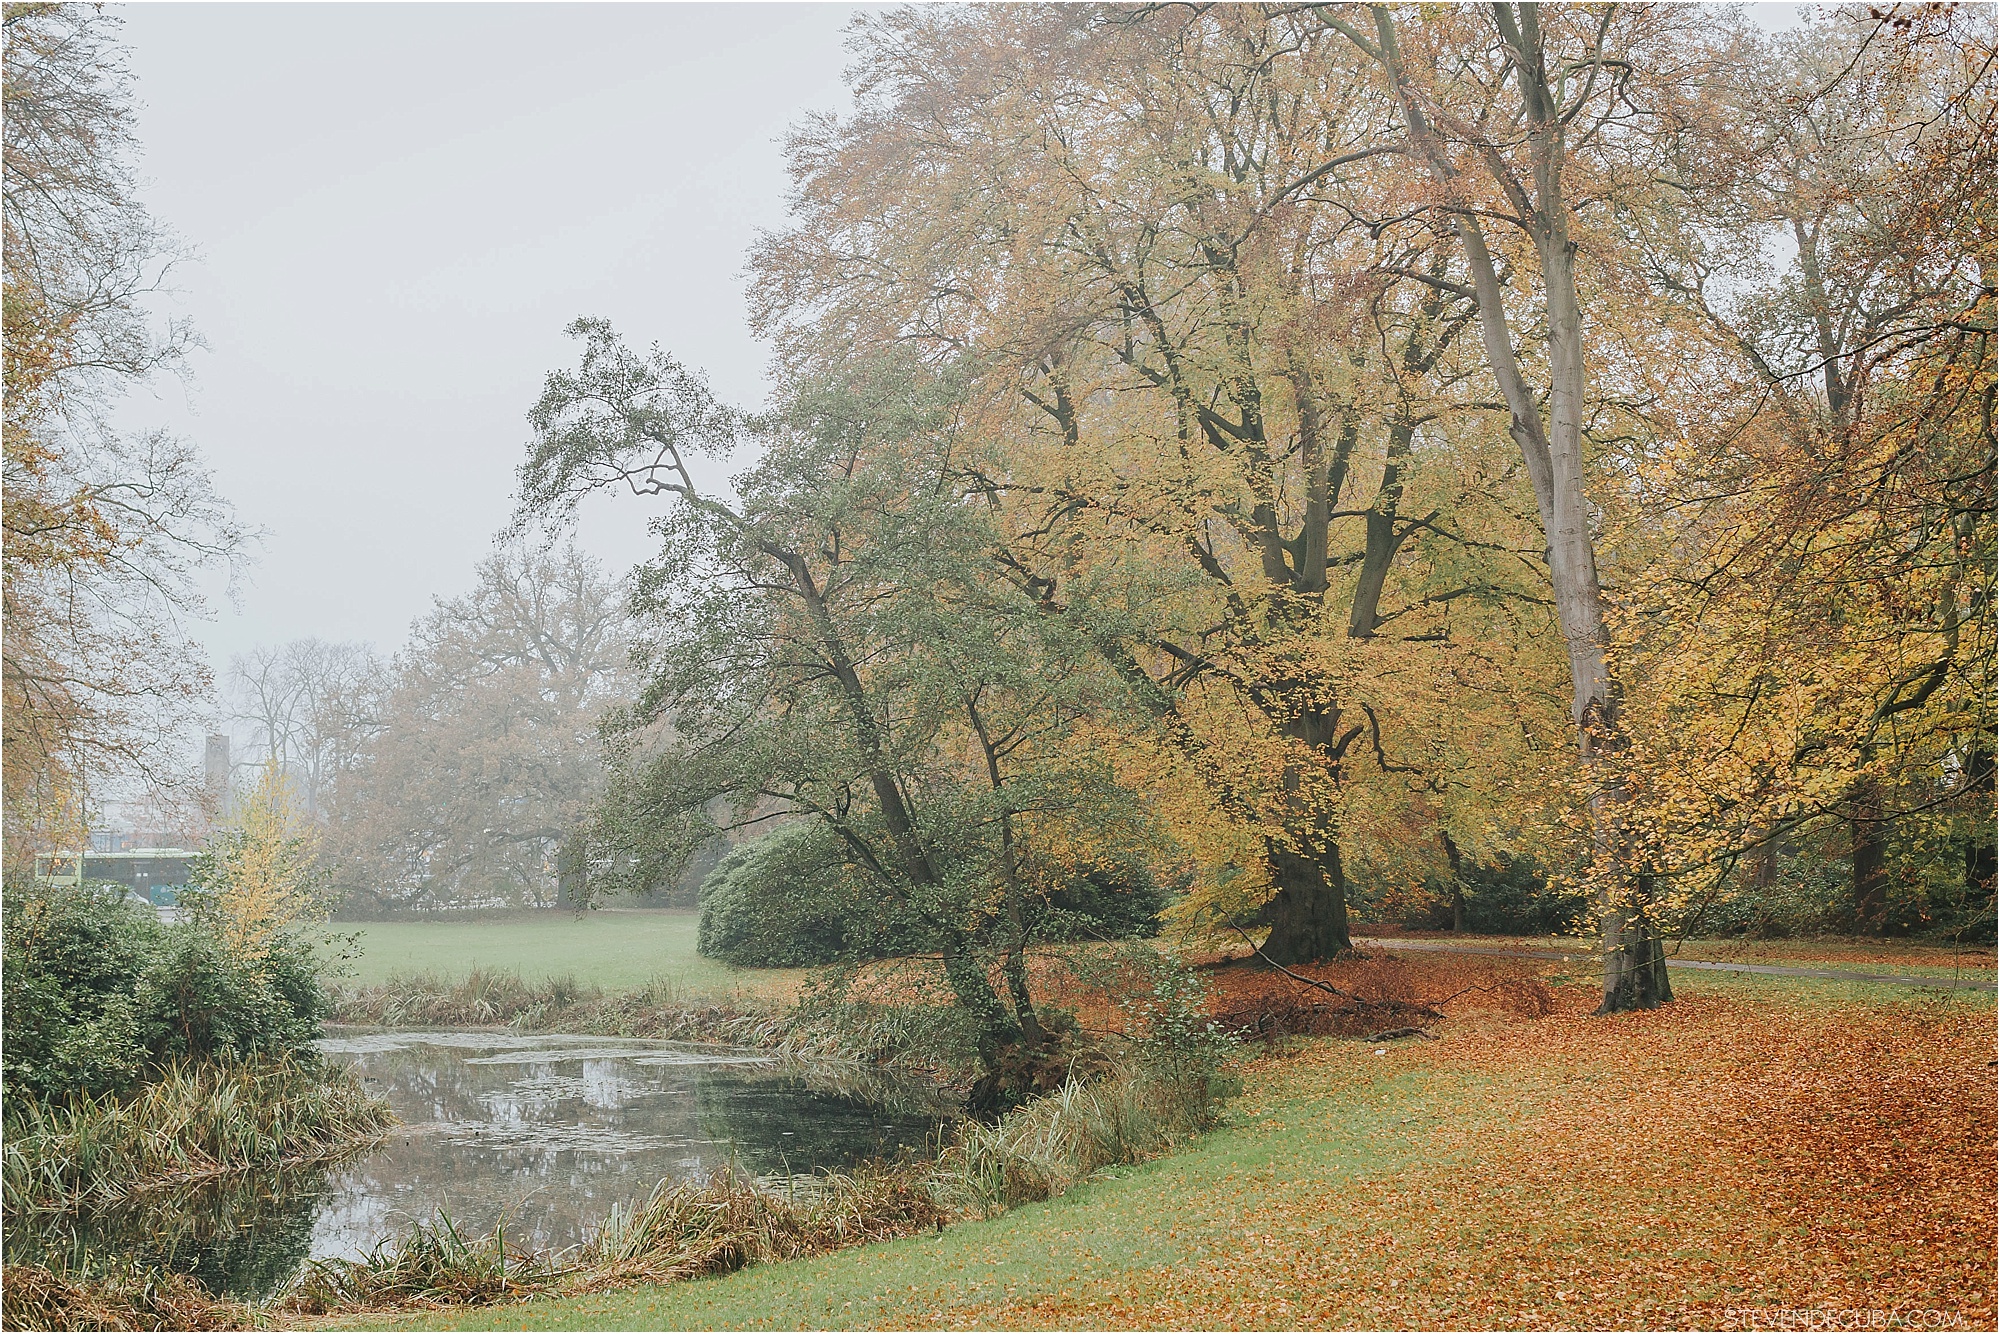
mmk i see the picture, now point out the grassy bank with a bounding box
[358,973,1995,1331]
[337,910,803,999]
[2,1057,394,1217]
[326,968,789,1044]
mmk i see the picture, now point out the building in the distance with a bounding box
[34,848,196,914]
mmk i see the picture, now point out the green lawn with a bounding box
[333,909,801,999]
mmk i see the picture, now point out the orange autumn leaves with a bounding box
[920,976,1996,1330]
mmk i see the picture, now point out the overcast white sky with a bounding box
[116,1,866,684]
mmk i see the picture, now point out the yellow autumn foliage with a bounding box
[193,760,329,961]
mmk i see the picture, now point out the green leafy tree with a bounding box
[520,322,1165,1103]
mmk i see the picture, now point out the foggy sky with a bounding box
[115,2,865,678]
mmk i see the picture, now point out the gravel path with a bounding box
[1354,937,1999,991]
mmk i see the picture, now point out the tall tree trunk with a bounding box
[1751,830,1778,895]
[1600,880,1673,1010]
[941,930,1014,1063]
[995,814,1045,1048]
[1262,837,1352,964]
[787,550,1033,1091]
[1441,830,1467,933]
[1363,4,1667,1013]
[1851,771,1889,933]
[556,831,587,911]
[1963,734,1998,936]
[969,702,1045,1049]
[1347,418,1413,638]
[1261,701,1354,963]
[949,928,1029,1118]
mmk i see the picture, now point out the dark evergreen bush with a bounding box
[1400,853,1589,935]
[1,882,334,1102]
[696,824,919,967]
[697,826,1169,968]
[1,884,157,1098]
[1031,867,1166,942]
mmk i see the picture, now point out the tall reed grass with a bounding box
[1,1257,253,1332]
[284,1163,951,1315]
[928,1068,1221,1215]
[2,1056,394,1216]
[330,968,792,1047]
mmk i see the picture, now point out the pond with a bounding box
[16,1029,953,1299]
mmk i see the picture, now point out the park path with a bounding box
[1354,936,1999,991]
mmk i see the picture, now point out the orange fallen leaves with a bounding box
[935,973,1997,1330]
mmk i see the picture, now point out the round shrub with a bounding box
[697,823,926,967]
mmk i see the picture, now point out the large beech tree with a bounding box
[1315,1,1736,1009]
[754,6,1565,964]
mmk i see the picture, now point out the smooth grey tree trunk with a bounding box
[1360,3,1670,1012]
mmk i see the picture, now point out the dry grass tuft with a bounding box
[0,1260,253,1332]
[281,1164,953,1317]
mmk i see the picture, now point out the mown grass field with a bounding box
[335,912,1996,995]
[349,966,1995,1332]
[333,909,803,1000]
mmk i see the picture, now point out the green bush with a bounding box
[1,883,335,1103]
[1397,853,1587,935]
[3,886,158,1100]
[1689,823,1997,943]
[698,825,1169,969]
[1032,868,1166,943]
[136,927,331,1067]
[697,824,925,967]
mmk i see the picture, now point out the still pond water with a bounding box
[24,1029,951,1298]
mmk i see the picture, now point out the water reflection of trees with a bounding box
[8,1162,333,1299]
[693,1060,949,1178]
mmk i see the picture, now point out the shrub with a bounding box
[136,927,332,1068]
[699,826,1170,968]
[3,886,159,1100]
[1031,867,1167,942]
[1688,823,1998,943]
[1,883,336,1103]
[697,824,923,968]
[1389,853,1588,935]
